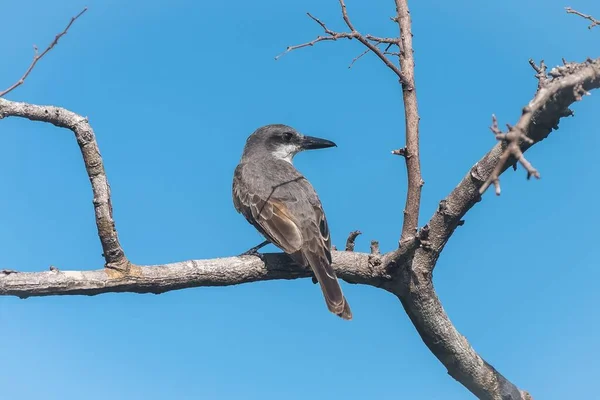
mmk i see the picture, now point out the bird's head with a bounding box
[243,124,337,164]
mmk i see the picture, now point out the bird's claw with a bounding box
[239,240,270,261]
[239,248,266,262]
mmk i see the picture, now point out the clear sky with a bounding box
[0,0,598,399]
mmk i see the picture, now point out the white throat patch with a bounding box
[271,144,298,164]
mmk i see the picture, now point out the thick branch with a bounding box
[0,8,87,98]
[0,251,386,298]
[0,98,129,271]
[393,57,600,399]
[393,284,532,400]
[394,0,422,243]
[434,57,600,255]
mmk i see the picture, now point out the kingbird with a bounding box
[232,124,352,320]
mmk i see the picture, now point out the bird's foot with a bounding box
[238,240,270,262]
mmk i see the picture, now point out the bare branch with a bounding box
[0,98,129,272]
[275,2,407,84]
[345,230,362,251]
[393,0,423,243]
[391,56,600,400]
[0,251,386,298]
[423,57,599,266]
[275,13,356,60]
[477,58,599,196]
[393,286,533,400]
[566,7,600,29]
[365,36,400,44]
[0,8,87,98]
[348,48,371,69]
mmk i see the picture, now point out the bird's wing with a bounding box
[233,165,351,320]
[232,165,303,253]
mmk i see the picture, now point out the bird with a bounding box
[232,124,352,320]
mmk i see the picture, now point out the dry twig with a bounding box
[566,7,600,29]
[275,2,407,85]
[0,8,87,98]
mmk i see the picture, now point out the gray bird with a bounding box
[232,124,352,320]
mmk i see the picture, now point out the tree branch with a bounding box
[393,0,422,244]
[275,1,407,85]
[0,98,130,272]
[393,285,533,400]
[436,58,600,257]
[394,57,600,399]
[565,7,600,29]
[0,8,87,98]
[0,251,387,298]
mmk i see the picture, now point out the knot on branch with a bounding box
[417,224,431,251]
[275,0,409,85]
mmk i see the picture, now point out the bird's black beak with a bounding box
[300,135,337,150]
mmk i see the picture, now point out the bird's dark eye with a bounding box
[282,132,294,141]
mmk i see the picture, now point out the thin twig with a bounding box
[565,7,600,29]
[0,7,88,98]
[348,48,371,68]
[275,1,408,85]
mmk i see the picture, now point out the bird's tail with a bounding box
[303,251,353,320]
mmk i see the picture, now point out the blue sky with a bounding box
[0,0,598,399]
